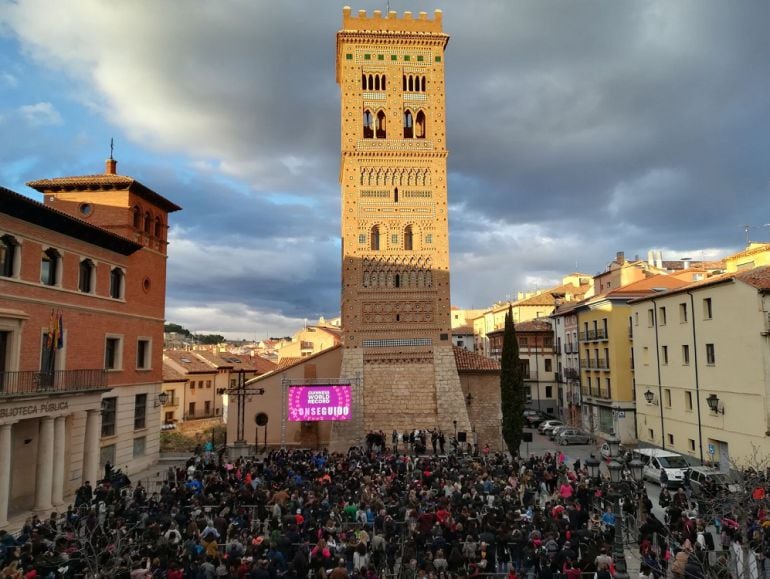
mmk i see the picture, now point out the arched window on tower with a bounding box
[403,75,407,91]
[144,211,152,234]
[363,110,373,138]
[404,225,414,251]
[154,217,163,240]
[394,273,401,288]
[403,110,413,138]
[361,73,366,90]
[370,225,380,251]
[416,111,426,139]
[374,75,380,90]
[408,75,414,92]
[132,205,141,229]
[382,75,386,90]
[394,187,399,203]
[376,110,386,138]
[421,76,426,92]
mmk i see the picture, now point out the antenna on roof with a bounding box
[109,137,114,160]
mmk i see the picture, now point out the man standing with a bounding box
[392,430,399,452]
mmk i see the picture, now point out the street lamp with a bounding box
[586,453,644,579]
[643,389,658,405]
[586,454,601,479]
[154,391,169,408]
[706,393,724,414]
[606,432,621,459]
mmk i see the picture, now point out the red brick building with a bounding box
[0,159,180,527]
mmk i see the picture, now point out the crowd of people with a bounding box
[0,437,766,579]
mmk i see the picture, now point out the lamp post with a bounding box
[585,446,644,579]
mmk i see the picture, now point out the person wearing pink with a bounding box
[559,480,574,500]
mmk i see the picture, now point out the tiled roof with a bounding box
[628,271,736,302]
[736,266,770,290]
[276,357,301,370]
[487,319,553,336]
[244,345,343,385]
[192,350,277,374]
[515,320,553,332]
[27,173,182,212]
[162,361,188,382]
[164,350,217,373]
[605,274,689,297]
[452,325,474,335]
[453,346,500,372]
[0,186,142,256]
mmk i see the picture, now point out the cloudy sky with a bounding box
[1,1,768,339]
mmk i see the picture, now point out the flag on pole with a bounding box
[46,308,56,350]
[55,310,63,350]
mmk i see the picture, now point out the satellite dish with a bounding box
[255,412,269,426]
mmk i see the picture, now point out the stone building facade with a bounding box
[334,7,470,443]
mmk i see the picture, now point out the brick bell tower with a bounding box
[334,6,471,443]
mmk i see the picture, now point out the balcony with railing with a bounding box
[0,369,108,397]
[163,398,180,407]
[578,329,608,342]
[580,358,609,370]
[564,368,580,381]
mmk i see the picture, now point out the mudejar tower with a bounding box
[335,7,471,441]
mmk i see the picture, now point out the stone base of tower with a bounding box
[329,349,365,453]
[329,346,471,452]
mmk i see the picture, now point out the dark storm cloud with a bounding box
[2,0,769,334]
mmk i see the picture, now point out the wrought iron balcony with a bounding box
[579,329,608,342]
[0,369,108,397]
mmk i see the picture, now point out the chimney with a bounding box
[616,251,625,264]
[105,158,117,175]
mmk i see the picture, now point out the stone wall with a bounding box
[458,371,503,452]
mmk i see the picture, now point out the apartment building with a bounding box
[487,319,558,416]
[473,275,591,357]
[575,275,689,444]
[632,258,770,469]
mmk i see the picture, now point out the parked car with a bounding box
[556,428,593,445]
[632,448,690,487]
[524,410,551,427]
[688,466,741,499]
[549,425,570,440]
[539,420,564,435]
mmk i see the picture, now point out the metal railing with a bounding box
[579,329,608,341]
[0,369,107,397]
[581,358,609,370]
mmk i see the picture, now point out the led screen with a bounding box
[288,385,352,421]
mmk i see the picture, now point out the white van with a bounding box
[632,448,690,487]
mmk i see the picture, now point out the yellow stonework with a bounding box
[335,7,470,440]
